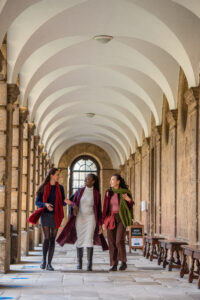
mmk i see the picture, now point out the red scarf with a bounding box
[27,182,64,228]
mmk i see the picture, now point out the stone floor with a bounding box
[0,244,200,300]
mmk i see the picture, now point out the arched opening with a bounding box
[69,155,100,195]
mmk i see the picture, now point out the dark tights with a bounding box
[42,226,58,264]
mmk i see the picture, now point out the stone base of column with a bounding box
[34,227,40,247]
[21,230,27,256]
[29,228,34,250]
[0,236,7,273]
[10,232,18,263]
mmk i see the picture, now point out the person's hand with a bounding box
[122,193,131,202]
[73,205,79,216]
[102,224,106,231]
[45,203,54,211]
[64,199,72,205]
[98,225,102,234]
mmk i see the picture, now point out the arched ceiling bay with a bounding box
[1,0,200,168]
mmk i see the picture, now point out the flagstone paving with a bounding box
[0,244,199,299]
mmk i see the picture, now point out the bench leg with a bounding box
[163,248,168,269]
[146,243,150,259]
[168,249,174,271]
[180,254,187,278]
[143,241,147,257]
[158,246,163,265]
[189,258,195,283]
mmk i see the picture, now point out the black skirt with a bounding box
[40,212,56,228]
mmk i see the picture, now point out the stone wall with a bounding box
[122,68,200,244]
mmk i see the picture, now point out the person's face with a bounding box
[51,170,60,182]
[110,176,120,189]
[85,174,95,188]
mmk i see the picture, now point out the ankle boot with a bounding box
[87,247,93,271]
[46,263,54,271]
[40,259,46,269]
[77,247,83,270]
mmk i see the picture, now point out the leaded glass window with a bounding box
[70,156,99,195]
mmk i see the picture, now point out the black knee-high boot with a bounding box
[77,247,83,270]
[87,247,93,271]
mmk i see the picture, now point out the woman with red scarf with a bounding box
[29,168,67,271]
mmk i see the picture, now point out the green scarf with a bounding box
[112,187,133,227]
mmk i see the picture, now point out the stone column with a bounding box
[185,88,199,244]
[134,147,142,223]
[33,136,40,246]
[141,138,150,233]
[27,123,35,252]
[153,126,162,235]
[166,109,178,238]
[0,73,7,272]
[42,152,47,180]
[4,84,19,272]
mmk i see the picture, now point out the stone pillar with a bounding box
[134,147,142,223]
[153,126,162,235]
[4,84,19,272]
[42,152,47,180]
[0,73,7,272]
[166,109,178,238]
[141,138,150,233]
[33,136,40,246]
[27,123,35,252]
[185,88,199,244]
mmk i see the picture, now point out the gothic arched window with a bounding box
[70,156,99,195]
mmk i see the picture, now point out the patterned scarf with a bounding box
[112,187,133,227]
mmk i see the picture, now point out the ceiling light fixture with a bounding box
[85,113,95,118]
[93,35,113,44]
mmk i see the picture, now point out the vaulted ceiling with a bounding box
[1,0,200,168]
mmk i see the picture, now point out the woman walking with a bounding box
[102,174,134,271]
[28,168,67,271]
[57,173,108,271]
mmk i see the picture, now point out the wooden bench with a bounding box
[158,239,188,271]
[180,245,200,289]
[144,236,164,261]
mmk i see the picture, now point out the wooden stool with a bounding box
[180,245,200,289]
[145,236,164,261]
[158,239,188,271]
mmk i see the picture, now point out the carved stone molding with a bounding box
[135,147,142,163]
[166,109,178,129]
[28,123,35,136]
[42,152,47,158]
[38,144,44,154]
[7,84,20,104]
[34,136,40,149]
[142,138,150,156]
[120,164,125,172]
[19,107,28,125]
[185,87,200,113]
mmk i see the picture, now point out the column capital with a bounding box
[135,146,142,162]
[153,125,162,143]
[34,136,40,148]
[185,87,200,113]
[38,144,44,154]
[120,164,125,172]
[42,152,47,158]
[19,107,28,125]
[142,137,150,155]
[28,122,35,136]
[7,84,20,104]
[166,109,178,129]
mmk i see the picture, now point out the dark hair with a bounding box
[109,174,128,196]
[36,168,59,195]
[88,173,99,191]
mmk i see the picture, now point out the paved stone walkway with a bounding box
[0,244,200,300]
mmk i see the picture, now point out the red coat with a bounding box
[102,189,134,224]
[56,187,108,251]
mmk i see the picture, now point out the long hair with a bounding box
[36,168,59,195]
[109,174,129,195]
[88,173,99,191]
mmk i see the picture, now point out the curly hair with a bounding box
[88,173,100,191]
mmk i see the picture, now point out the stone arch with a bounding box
[58,143,119,200]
